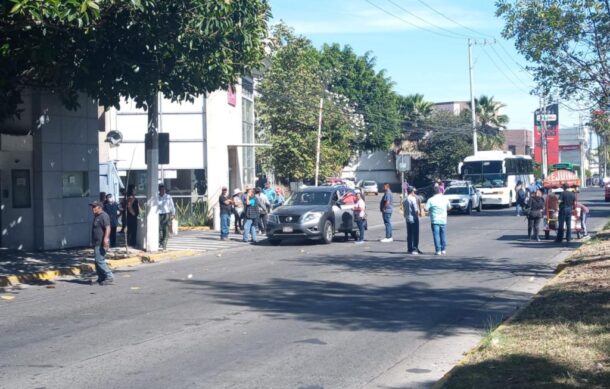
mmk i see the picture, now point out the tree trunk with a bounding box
[145,94,160,252]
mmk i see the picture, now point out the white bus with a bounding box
[458,151,534,207]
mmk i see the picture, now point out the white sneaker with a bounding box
[410,251,419,255]
[354,241,364,244]
[441,250,447,255]
[435,251,442,256]
[380,238,393,243]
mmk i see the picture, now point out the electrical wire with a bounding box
[384,0,471,39]
[363,0,465,40]
[413,0,494,39]
[480,46,532,95]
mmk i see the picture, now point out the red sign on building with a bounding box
[227,85,237,106]
[533,103,560,167]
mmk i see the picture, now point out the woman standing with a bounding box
[527,189,545,241]
[126,193,140,247]
[353,192,366,244]
[243,189,260,243]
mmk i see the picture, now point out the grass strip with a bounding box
[437,230,610,388]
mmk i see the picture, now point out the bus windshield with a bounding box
[462,161,506,188]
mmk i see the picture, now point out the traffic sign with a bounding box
[396,155,411,172]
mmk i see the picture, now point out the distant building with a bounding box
[503,129,534,156]
[432,101,470,116]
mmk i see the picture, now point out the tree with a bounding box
[496,0,610,109]
[257,25,359,182]
[399,93,433,129]
[470,95,508,151]
[2,0,271,251]
[318,43,401,151]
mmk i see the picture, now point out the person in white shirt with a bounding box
[157,184,176,250]
[353,192,366,244]
[425,185,451,255]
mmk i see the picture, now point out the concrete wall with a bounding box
[32,92,100,250]
[503,129,534,156]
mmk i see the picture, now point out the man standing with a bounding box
[243,188,260,243]
[219,186,233,240]
[425,185,451,255]
[556,184,576,242]
[379,183,394,242]
[255,187,270,233]
[403,186,421,255]
[90,201,114,285]
[103,194,120,248]
[157,184,176,251]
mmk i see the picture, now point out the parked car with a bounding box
[358,180,379,195]
[443,182,482,214]
[266,186,360,245]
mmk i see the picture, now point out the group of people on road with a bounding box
[89,184,176,286]
[219,182,285,243]
[516,180,590,242]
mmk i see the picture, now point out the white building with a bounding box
[100,77,256,231]
[1,91,100,251]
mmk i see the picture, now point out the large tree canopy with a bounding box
[1,0,271,121]
[496,0,610,109]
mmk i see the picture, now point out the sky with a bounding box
[268,0,583,130]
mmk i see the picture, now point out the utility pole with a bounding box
[579,115,586,188]
[539,96,548,178]
[314,97,324,186]
[468,38,478,154]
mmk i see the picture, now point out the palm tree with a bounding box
[400,93,433,129]
[470,95,509,150]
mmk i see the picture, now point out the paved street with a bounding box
[1,188,608,389]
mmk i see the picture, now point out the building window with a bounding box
[242,97,255,185]
[11,170,31,208]
[525,145,531,155]
[62,171,89,198]
[508,145,517,155]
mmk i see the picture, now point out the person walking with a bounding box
[515,181,527,216]
[90,201,114,285]
[575,200,590,236]
[255,187,270,233]
[219,186,233,241]
[243,188,260,243]
[126,192,139,247]
[556,184,576,242]
[379,183,394,242]
[231,188,244,234]
[103,194,120,248]
[425,185,451,255]
[353,192,366,244]
[157,184,175,250]
[118,188,127,234]
[526,189,545,241]
[403,186,421,254]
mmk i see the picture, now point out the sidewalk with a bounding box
[0,245,196,287]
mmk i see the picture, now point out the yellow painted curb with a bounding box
[0,250,198,288]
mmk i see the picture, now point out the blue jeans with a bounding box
[220,213,230,238]
[557,207,572,242]
[94,245,113,281]
[382,212,393,238]
[243,218,258,242]
[431,224,447,253]
[355,217,365,241]
[407,220,419,253]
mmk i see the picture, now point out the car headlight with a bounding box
[303,211,324,223]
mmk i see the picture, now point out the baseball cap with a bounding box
[407,186,416,194]
[89,200,103,207]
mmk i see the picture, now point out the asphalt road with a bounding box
[1,188,608,389]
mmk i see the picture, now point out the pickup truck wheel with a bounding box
[466,201,472,215]
[322,220,334,244]
[476,200,482,212]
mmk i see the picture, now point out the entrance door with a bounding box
[228,147,240,191]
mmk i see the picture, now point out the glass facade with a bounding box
[242,78,255,186]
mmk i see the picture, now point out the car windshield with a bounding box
[363,181,376,186]
[284,191,331,206]
[445,186,469,195]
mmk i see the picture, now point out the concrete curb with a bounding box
[0,250,198,287]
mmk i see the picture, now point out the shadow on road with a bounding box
[168,277,532,336]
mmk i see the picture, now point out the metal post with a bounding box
[145,95,160,252]
[468,39,478,154]
[540,96,548,178]
[314,97,324,186]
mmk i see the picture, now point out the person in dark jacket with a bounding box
[126,193,139,247]
[515,181,527,216]
[556,184,576,242]
[526,189,545,241]
[242,188,260,243]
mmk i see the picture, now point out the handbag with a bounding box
[170,219,179,235]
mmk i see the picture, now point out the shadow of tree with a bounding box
[168,278,531,336]
[439,354,610,388]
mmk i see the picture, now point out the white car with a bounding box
[444,184,482,214]
[358,180,379,196]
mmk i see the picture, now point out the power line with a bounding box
[384,0,470,39]
[480,46,532,95]
[413,0,494,39]
[488,44,532,88]
[363,0,464,40]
